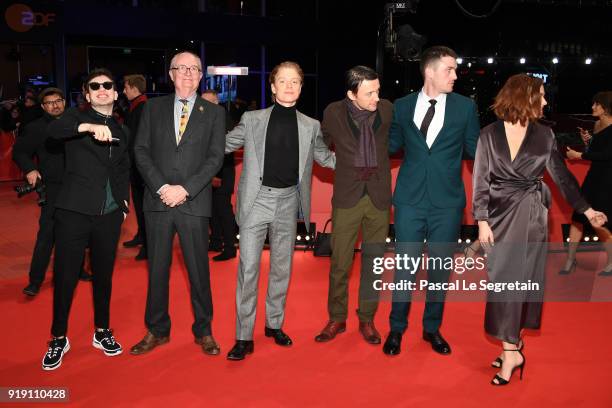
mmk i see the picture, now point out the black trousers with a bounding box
[51,209,123,337]
[28,183,60,286]
[145,210,213,338]
[130,169,147,245]
[210,192,236,251]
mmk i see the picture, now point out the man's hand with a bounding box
[212,177,222,188]
[78,123,113,142]
[160,185,189,207]
[26,170,41,186]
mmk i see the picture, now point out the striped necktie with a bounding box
[177,99,189,144]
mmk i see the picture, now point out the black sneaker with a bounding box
[42,337,70,371]
[23,283,41,297]
[93,329,123,356]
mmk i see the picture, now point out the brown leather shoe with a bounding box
[195,335,220,355]
[359,321,381,344]
[130,332,169,355]
[314,321,346,342]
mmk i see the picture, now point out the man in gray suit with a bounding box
[225,61,335,360]
[130,51,226,356]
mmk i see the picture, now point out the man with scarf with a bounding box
[315,66,392,345]
[122,74,148,260]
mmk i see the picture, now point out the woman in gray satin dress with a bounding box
[472,74,607,385]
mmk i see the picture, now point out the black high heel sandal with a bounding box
[491,348,526,386]
[559,259,577,275]
[491,340,523,368]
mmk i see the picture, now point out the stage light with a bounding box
[305,235,310,241]
[585,58,592,65]
[487,58,494,64]
[519,57,526,64]
[395,80,399,84]
[386,237,391,243]
[467,62,472,68]
[296,235,302,241]
[465,239,471,244]
[566,237,570,242]
[236,234,240,240]
[457,58,463,64]
[594,236,599,242]
[458,239,462,244]
[552,57,559,64]
[584,236,590,242]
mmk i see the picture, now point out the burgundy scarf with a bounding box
[345,98,377,180]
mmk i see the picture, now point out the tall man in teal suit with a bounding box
[383,46,480,356]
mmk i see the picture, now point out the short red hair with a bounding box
[492,74,544,126]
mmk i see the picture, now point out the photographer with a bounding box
[12,88,92,297]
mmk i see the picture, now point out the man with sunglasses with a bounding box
[42,68,130,370]
[13,88,67,297]
[131,51,225,357]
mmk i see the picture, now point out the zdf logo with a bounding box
[5,3,56,32]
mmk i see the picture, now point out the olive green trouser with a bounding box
[328,195,389,322]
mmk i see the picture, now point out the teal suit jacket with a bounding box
[389,92,480,209]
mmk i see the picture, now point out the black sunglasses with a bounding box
[88,81,114,91]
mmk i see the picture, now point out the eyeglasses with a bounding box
[88,81,114,91]
[170,65,202,74]
[42,98,65,106]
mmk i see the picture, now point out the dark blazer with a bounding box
[125,95,147,156]
[389,92,480,209]
[134,94,226,217]
[322,99,393,211]
[213,152,235,195]
[47,107,130,215]
[12,113,65,184]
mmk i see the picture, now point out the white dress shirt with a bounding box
[413,89,447,148]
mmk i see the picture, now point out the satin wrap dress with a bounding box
[472,120,589,343]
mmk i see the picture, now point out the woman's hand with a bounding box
[577,127,592,144]
[584,208,607,228]
[566,147,582,160]
[478,221,495,253]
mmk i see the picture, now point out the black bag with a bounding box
[313,219,332,257]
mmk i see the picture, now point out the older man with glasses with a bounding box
[131,51,226,357]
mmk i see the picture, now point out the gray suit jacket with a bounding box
[226,106,335,231]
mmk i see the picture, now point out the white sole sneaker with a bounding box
[92,336,123,356]
[42,338,70,371]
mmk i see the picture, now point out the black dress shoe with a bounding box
[123,236,143,248]
[227,340,254,360]
[23,283,41,297]
[383,331,402,355]
[264,327,292,346]
[423,330,451,355]
[135,247,148,261]
[213,251,236,262]
[79,270,93,282]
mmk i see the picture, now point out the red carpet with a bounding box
[1,181,611,407]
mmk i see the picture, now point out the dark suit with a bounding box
[125,95,147,244]
[135,94,225,338]
[389,91,479,334]
[13,113,65,286]
[210,152,236,252]
[47,107,130,337]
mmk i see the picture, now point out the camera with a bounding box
[15,181,47,206]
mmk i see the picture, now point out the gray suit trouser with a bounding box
[236,185,299,340]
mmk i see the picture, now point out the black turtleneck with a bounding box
[263,103,299,188]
